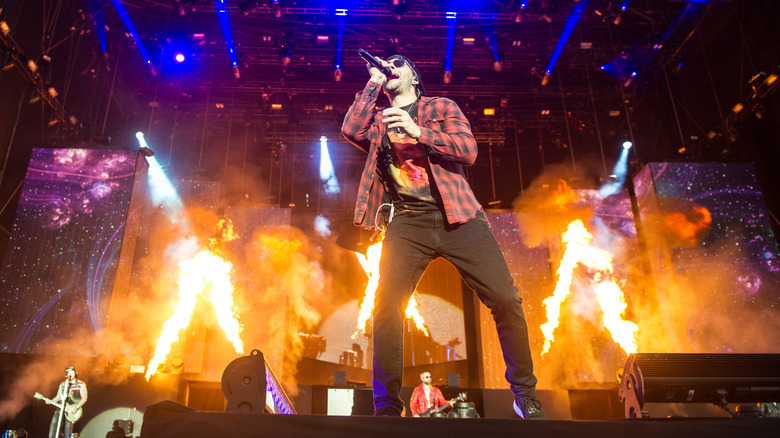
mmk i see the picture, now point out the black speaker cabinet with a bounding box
[619,353,780,418]
[222,349,268,413]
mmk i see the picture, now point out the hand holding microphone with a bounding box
[358,48,391,78]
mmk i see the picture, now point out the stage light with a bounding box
[139,133,183,216]
[483,108,495,116]
[599,139,632,198]
[28,88,40,104]
[391,0,409,19]
[334,67,342,82]
[0,20,10,36]
[755,103,767,119]
[731,103,744,113]
[541,72,551,86]
[1,49,14,71]
[320,136,340,195]
[240,0,260,16]
[444,12,456,84]
[110,0,155,74]
[135,132,155,156]
[174,0,186,15]
[174,52,186,63]
[216,0,240,68]
[169,356,184,374]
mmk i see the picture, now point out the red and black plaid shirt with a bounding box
[341,80,482,229]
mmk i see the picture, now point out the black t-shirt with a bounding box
[377,99,442,211]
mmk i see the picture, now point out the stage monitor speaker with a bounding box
[221,349,297,414]
[619,353,780,418]
[222,350,267,413]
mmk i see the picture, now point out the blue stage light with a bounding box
[110,0,155,74]
[544,0,589,80]
[444,14,456,77]
[216,0,239,68]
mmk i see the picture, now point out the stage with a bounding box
[139,400,780,438]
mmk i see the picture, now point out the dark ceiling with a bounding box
[0,0,779,238]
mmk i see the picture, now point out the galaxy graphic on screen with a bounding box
[0,148,142,354]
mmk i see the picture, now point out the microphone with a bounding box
[358,48,391,77]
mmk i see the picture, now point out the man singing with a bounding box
[46,366,87,438]
[341,54,546,419]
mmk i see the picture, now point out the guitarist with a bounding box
[45,366,87,438]
[409,372,452,417]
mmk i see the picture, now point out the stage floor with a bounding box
[140,401,780,438]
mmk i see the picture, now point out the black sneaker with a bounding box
[373,406,402,416]
[513,394,547,419]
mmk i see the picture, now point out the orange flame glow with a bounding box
[540,220,638,356]
[663,205,712,244]
[146,221,244,380]
[354,241,429,337]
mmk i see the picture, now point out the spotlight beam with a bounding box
[319,136,340,195]
[544,0,589,79]
[444,13,456,77]
[599,141,632,198]
[216,0,240,72]
[110,0,155,75]
[136,132,184,218]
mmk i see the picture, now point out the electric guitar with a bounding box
[34,392,83,422]
[418,392,467,417]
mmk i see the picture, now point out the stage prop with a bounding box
[221,349,295,414]
[619,353,780,418]
[632,162,780,353]
[139,399,780,438]
[0,149,148,354]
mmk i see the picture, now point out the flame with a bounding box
[146,221,244,380]
[663,205,711,244]
[404,294,429,336]
[540,220,638,356]
[354,240,429,337]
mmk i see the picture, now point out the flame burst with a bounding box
[540,220,638,356]
[146,221,244,380]
[354,241,429,337]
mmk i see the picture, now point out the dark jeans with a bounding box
[372,210,538,412]
[49,410,73,438]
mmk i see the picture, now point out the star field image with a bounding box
[636,162,780,352]
[0,148,142,353]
